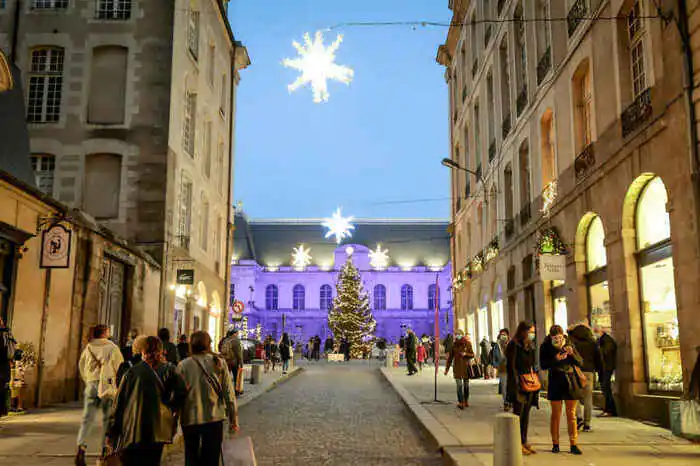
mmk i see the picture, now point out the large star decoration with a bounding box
[369,244,390,270]
[291,244,312,270]
[282,31,354,103]
[322,208,355,244]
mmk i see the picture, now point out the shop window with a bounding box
[265,285,278,310]
[478,298,490,343]
[491,282,504,335]
[554,297,568,329]
[374,284,386,310]
[401,284,413,310]
[468,312,476,341]
[584,215,611,329]
[293,284,305,310]
[586,216,607,271]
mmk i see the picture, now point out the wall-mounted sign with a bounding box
[540,254,566,281]
[40,224,72,269]
[176,269,195,285]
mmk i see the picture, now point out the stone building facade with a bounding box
[0,0,249,343]
[439,0,700,425]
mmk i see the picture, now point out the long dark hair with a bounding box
[514,321,533,344]
[281,332,290,345]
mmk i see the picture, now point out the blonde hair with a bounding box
[132,335,148,354]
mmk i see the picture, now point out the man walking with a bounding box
[405,329,418,376]
[569,322,603,432]
[595,326,618,417]
[221,328,244,396]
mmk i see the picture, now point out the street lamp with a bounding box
[441,158,485,184]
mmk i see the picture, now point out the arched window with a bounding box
[584,215,610,330]
[573,59,593,153]
[540,109,556,188]
[401,284,413,310]
[265,285,278,310]
[320,284,332,310]
[293,284,305,310]
[519,140,531,210]
[428,284,439,311]
[374,285,386,310]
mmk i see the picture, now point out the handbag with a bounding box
[519,369,542,393]
[573,366,587,389]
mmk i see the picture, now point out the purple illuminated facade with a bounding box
[230,212,452,344]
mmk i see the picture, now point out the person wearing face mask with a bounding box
[540,325,584,455]
[506,321,540,456]
[492,329,510,411]
[568,322,603,432]
[444,329,475,409]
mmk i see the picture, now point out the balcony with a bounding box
[498,0,507,16]
[567,0,587,37]
[472,58,479,78]
[484,25,493,47]
[574,143,596,183]
[488,139,496,163]
[537,47,551,85]
[519,203,531,227]
[175,235,191,250]
[621,88,652,138]
[516,86,528,116]
[505,218,515,239]
[502,114,512,139]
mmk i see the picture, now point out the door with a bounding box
[99,257,125,342]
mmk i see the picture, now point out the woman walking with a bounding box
[279,333,292,374]
[493,328,510,411]
[540,325,584,455]
[506,321,540,456]
[107,336,185,465]
[417,340,427,372]
[444,329,475,409]
[177,331,238,466]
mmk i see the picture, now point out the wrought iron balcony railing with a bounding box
[574,143,596,183]
[621,88,652,138]
[175,235,191,250]
[489,139,496,163]
[537,47,551,85]
[567,0,587,37]
[516,86,528,116]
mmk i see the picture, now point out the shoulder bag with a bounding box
[519,369,542,393]
[193,356,224,401]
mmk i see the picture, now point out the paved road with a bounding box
[238,361,444,466]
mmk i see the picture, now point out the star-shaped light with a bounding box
[282,31,354,103]
[322,208,355,244]
[369,244,390,270]
[291,244,312,270]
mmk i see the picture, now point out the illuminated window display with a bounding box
[491,283,505,335]
[585,216,611,329]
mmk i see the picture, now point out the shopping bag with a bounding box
[680,400,700,436]
[222,435,257,466]
[236,366,244,393]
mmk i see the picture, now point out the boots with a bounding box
[75,446,87,466]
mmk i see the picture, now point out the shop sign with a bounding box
[540,254,566,281]
[176,269,195,285]
[40,224,72,269]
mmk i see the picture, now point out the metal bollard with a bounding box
[250,364,262,385]
[493,413,522,466]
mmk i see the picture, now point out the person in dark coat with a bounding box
[569,323,603,431]
[313,336,321,361]
[443,333,454,355]
[342,338,351,361]
[480,336,491,379]
[492,329,510,410]
[177,334,190,362]
[0,319,15,419]
[324,337,334,353]
[405,329,418,375]
[279,333,292,374]
[506,321,539,456]
[540,325,584,455]
[444,329,475,408]
[158,328,180,365]
[594,326,618,417]
[107,336,185,465]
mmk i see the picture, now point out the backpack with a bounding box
[87,345,118,399]
[220,337,236,367]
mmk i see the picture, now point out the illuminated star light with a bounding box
[322,208,355,244]
[369,244,390,270]
[282,31,354,103]
[291,244,313,269]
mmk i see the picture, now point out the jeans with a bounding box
[231,364,240,392]
[77,381,112,450]
[600,370,617,415]
[282,359,289,372]
[576,371,594,426]
[121,443,164,466]
[551,400,578,445]
[498,370,508,405]
[513,392,535,445]
[183,421,224,466]
[455,378,470,403]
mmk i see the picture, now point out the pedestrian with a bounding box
[569,322,603,432]
[177,331,238,466]
[279,332,292,374]
[444,329,475,409]
[493,328,510,411]
[443,333,454,355]
[417,340,427,372]
[343,338,351,361]
[405,329,418,375]
[106,336,185,465]
[506,321,540,456]
[480,336,491,379]
[540,325,584,455]
[263,335,273,373]
[75,325,124,466]
[221,328,244,396]
[177,334,190,362]
[0,318,16,420]
[313,336,321,361]
[120,328,140,364]
[594,325,618,417]
[158,328,180,365]
[117,334,147,387]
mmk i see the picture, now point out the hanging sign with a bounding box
[176,269,195,285]
[40,224,72,269]
[540,254,566,281]
[232,300,245,314]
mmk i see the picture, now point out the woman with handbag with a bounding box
[540,325,584,455]
[506,321,540,456]
[177,331,239,466]
[444,329,475,409]
[106,336,185,465]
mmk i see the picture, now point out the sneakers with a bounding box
[577,417,584,431]
[571,445,583,455]
[582,425,592,433]
[551,444,560,453]
[75,446,87,466]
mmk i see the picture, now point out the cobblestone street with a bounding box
[238,361,444,466]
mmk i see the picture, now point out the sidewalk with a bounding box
[0,365,301,466]
[381,366,700,466]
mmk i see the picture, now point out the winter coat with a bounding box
[108,361,185,449]
[569,325,603,374]
[480,339,490,366]
[279,340,291,361]
[443,334,454,354]
[505,339,540,407]
[176,353,237,427]
[405,334,418,360]
[540,336,584,401]
[417,345,427,363]
[221,335,244,367]
[445,338,475,379]
[79,338,124,384]
[598,333,617,373]
[491,341,507,371]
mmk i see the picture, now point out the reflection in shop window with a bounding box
[554,297,568,330]
[589,281,610,329]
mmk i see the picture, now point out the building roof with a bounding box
[233,212,450,269]
[0,59,34,187]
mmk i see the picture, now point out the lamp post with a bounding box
[441,158,486,184]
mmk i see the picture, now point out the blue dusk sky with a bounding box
[227,0,452,220]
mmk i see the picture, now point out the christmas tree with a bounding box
[328,258,376,358]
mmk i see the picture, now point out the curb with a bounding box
[240,366,303,409]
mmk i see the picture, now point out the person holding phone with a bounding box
[444,329,475,409]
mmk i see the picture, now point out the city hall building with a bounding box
[229,211,452,344]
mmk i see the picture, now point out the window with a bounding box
[428,284,439,311]
[177,177,193,247]
[628,1,647,98]
[514,3,527,93]
[229,283,235,307]
[200,194,209,251]
[536,0,550,59]
[374,284,386,310]
[487,72,495,152]
[583,215,611,332]
[519,141,531,207]
[0,0,5,9]
[30,154,55,194]
[27,47,64,123]
[217,142,225,194]
[265,285,278,310]
[401,284,413,310]
[203,120,212,178]
[320,284,333,310]
[84,153,122,219]
[573,60,592,152]
[540,110,556,188]
[88,46,127,124]
[220,74,227,115]
[474,103,481,173]
[183,91,196,156]
[32,0,68,9]
[504,164,514,222]
[499,38,511,134]
[293,285,305,310]
[207,44,215,85]
[96,0,131,20]
[188,9,200,60]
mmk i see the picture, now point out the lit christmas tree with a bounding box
[328,258,376,358]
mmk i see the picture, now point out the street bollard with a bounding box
[250,363,263,385]
[493,413,522,466]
